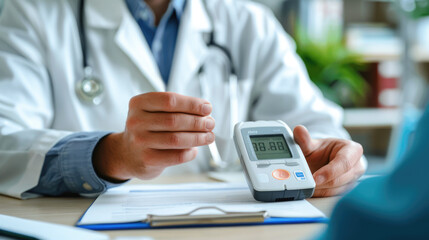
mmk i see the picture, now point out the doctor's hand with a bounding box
[92,92,215,182]
[293,125,365,197]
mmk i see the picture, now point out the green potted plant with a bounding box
[294,26,368,107]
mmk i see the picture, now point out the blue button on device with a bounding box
[294,171,306,181]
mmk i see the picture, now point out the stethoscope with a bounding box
[198,1,239,170]
[76,0,238,170]
[76,0,104,105]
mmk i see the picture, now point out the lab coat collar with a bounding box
[125,0,186,27]
[168,0,212,93]
[186,0,212,32]
[86,0,165,92]
[85,0,191,29]
[85,0,123,29]
[85,0,213,93]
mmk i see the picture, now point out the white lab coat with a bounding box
[0,0,349,199]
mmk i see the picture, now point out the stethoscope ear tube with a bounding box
[199,0,240,171]
[76,0,104,105]
[198,58,238,171]
[228,72,238,139]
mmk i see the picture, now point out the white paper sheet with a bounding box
[78,183,325,225]
[0,214,108,240]
[208,171,247,183]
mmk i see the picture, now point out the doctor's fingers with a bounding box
[136,131,215,149]
[293,125,321,154]
[312,182,355,198]
[315,158,364,189]
[130,92,212,116]
[312,141,363,186]
[141,148,198,168]
[133,112,215,132]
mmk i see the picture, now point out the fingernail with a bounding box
[205,118,215,130]
[202,103,212,115]
[206,133,215,143]
[315,175,325,185]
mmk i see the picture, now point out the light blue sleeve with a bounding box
[317,103,429,239]
[27,132,124,196]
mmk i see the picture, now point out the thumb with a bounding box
[293,125,316,155]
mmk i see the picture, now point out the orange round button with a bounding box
[272,169,290,180]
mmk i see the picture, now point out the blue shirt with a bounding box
[317,103,429,239]
[28,0,185,196]
[126,0,185,84]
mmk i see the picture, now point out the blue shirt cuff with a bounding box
[59,132,121,194]
[29,132,126,196]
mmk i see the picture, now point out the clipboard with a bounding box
[147,206,267,227]
[77,209,326,231]
[76,183,328,230]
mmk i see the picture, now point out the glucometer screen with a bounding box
[250,134,292,160]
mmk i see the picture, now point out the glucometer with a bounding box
[233,120,315,202]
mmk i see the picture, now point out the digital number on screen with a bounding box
[250,134,292,160]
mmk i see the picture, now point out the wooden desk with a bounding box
[0,174,339,240]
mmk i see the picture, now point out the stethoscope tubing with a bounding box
[78,0,88,69]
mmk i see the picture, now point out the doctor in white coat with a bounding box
[0,0,365,199]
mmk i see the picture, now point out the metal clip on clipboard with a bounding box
[146,206,268,227]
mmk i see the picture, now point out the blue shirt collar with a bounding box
[171,0,186,19]
[126,0,186,26]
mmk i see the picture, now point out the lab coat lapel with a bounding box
[86,0,165,92]
[115,15,166,92]
[168,0,212,94]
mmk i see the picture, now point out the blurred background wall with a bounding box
[253,0,429,173]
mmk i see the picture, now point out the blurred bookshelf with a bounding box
[343,108,400,128]
[343,108,399,172]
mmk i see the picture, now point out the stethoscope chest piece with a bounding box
[76,67,104,105]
